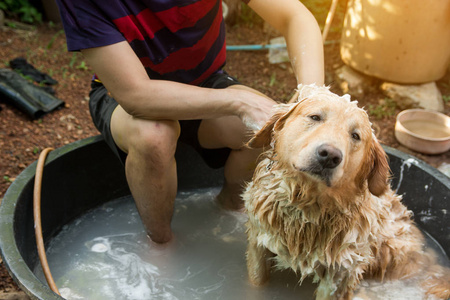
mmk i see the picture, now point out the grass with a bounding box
[269,72,277,87]
[46,29,65,49]
[18,30,91,83]
[367,98,398,119]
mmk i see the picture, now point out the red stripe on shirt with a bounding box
[113,0,216,42]
[189,42,226,85]
[139,8,222,73]
[113,14,151,41]
[133,9,162,39]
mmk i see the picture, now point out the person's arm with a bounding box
[247,0,324,86]
[81,41,276,128]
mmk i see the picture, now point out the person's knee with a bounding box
[129,119,180,164]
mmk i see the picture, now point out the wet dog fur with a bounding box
[242,84,450,299]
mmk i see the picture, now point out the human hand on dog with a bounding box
[226,85,277,131]
[239,95,277,131]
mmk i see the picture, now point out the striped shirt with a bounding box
[56,0,227,85]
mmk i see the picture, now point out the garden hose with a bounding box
[33,147,61,296]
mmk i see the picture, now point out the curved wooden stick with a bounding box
[322,0,340,43]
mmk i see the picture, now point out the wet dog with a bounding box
[243,84,450,299]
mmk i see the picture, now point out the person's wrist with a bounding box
[224,88,246,117]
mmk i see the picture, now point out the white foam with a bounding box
[354,278,427,300]
[395,158,420,193]
[90,243,108,253]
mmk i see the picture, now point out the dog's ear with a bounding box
[247,103,298,148]
[367,136,390,196]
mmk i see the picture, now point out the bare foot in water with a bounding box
[147,232,177,255]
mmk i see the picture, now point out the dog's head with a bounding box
[248,84,390,196]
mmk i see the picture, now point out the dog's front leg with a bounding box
[246,233,271,286]
[316,270,354,300]
[316,274,338,300]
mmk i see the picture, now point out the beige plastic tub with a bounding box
[341,0,450,84]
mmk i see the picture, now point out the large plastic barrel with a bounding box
[340,0,450,84]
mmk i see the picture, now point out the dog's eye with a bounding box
[309,115,321,121]
[352,133,361,141]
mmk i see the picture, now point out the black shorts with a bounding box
[89,70,241,169]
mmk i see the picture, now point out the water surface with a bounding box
[34,187,448,300]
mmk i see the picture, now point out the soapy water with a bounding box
[395,158,420,193]
[34,187,449,300]
[393,158,449,229]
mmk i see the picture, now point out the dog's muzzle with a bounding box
[301,144,343,186]
[316,144,342,169]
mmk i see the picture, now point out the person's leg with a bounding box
[198,85,269,209]
[218,144,261,210]
[111,105,180,243]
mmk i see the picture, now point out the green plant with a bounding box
[443,95,450,103]
[0,0,42,24]
[69,52,80,68]
[5,21,17,28]
[68,52,90,72]
[367,98,397,119]
[61,67,69,79]
[76,61,89,71]
[269,72,277,87]
[47,30,65,49]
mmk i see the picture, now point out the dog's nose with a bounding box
[316,144,342,169]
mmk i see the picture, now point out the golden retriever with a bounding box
[242,84,450,300]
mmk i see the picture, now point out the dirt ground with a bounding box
[0,5,449,298]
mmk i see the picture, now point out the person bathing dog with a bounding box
[55,0,325,244]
